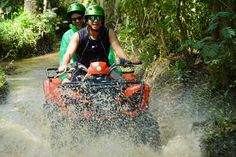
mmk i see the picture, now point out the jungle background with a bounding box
[0,0,235,156]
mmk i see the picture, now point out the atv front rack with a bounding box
[59,79,146,119]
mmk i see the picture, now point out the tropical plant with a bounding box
[0,8,58,60]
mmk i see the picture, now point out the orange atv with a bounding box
[43,60,160,149]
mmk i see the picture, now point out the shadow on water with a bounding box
[0,53,223,157]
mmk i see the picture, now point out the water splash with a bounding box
[0,54,211,157]
[0,118,51,157]
[160,134,201,157]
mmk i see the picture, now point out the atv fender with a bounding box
[43,78,69,116]
[121,83,150,117]
[43,78,61,102]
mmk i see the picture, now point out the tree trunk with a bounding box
[114,0,120,18]
[208,0,221,40]
[104,0,115,18]
[24,0,37,14]
[96,0,102,7]
[176,0,187,41]
[43,0,47,12]
[43,0,51,12]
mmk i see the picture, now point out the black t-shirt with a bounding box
[76,26,110,67]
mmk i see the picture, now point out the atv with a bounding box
[43,60,160,150]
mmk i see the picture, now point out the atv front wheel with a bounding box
[133,112,161,150]
[43,103,68,156]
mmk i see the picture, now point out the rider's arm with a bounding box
[109,29,129,60]
[59,33,69,65]
[59,33,80,72]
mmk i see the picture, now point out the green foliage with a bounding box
[168,0,208,68]
[224,80,236,97]
[198,10,236,89]
[170,60,188,71]
[118,0,236,92]
[118,0,209,69]
[118,0,166,66]
[202,116,236,157]
[140,34,160,63]
[0,9,58,60]
[0,70,6,88]
[171,4,236,90]
[0,0,24,21]
[220,27,235,39]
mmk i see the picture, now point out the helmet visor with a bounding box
[88,15,103,22]
[71,15,83,21]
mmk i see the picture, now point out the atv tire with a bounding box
[133,111,160,150]
[43,103,68,156]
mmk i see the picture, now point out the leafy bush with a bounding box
[202,117,236,157]
[0,0,24,21]
[195,12,236,90]
[174,10,236,91]
[0,9,58,60]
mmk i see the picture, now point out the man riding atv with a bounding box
[59,2,85,66]
[58,4,132,74]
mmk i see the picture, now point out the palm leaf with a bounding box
[216,11,232,17]
[220,27,235,39]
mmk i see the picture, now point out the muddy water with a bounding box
[0,54,58,157]
[0,53,203,157]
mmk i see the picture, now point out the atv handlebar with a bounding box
[119,59,142,66]
[46,67,59,78]
[108,59,142,76]
[64,60,141,75]
[46,60,143,79]
[46,62,88,78]
[61,62,88,74]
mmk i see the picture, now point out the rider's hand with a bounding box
[119,58,131,64]
[120,58,142,65]
[58,65,67,73]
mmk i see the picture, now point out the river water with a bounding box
[0,53,204,157]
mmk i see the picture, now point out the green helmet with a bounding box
[67,3,85,16]
[85,4,104,17]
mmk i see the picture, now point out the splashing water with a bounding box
[0,53,209,157]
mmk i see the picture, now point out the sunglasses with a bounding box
[88,16,103,21]
[71,16,83,21]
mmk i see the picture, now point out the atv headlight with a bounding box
[96,65,102,71]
